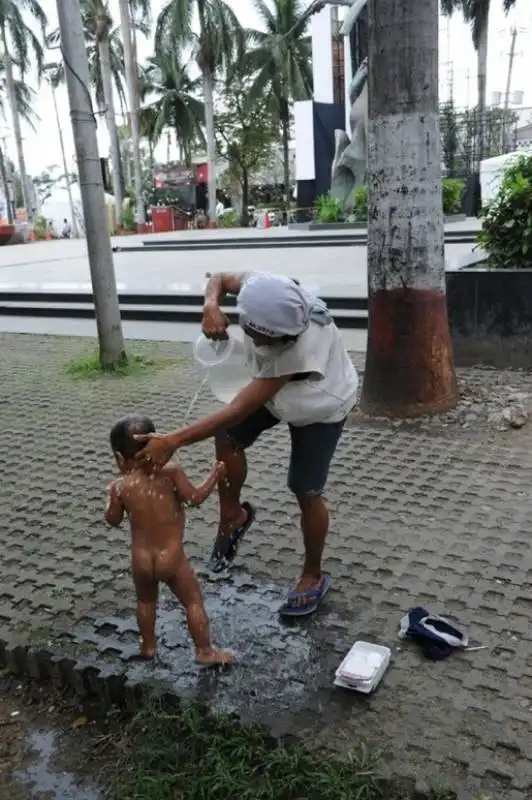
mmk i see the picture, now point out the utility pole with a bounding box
[56,0,126,369]
[118,0,145,226]
[47,70,80,238]
[501,27,518,151]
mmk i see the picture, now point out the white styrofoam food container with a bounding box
[334,641,391,694]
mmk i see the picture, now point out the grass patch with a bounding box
[100,695,456,800]
[66,352,169,380]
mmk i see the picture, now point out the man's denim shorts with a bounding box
[222,406,345,497]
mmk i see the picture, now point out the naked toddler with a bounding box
[105,413,233,666]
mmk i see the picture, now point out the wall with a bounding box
[446,270,532,368]
[313,102,347,197]
[311,7,334,104]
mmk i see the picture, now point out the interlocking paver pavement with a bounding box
[1,333,531,799]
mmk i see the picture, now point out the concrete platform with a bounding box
[0,230,480,298]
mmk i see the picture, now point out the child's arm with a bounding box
[105,480,125,527]
[170,461,225,507]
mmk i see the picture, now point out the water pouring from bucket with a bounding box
[193,332,250,405]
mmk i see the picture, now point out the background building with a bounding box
[294,3,367,215]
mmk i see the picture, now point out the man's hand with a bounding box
[134,432,178,467]
[202,304,230,340]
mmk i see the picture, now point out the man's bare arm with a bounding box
[204,272,245,307]
[105,481,124,527]
[170,463,224,507]
[202,273,247,340]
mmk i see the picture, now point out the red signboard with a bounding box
[195,163,208,183]
[153,163,194,188]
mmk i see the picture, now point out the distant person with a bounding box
[105,413,233,666]
[61,218,71,238]
[216,199,225,219]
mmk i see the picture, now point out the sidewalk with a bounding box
[1,333,531,799]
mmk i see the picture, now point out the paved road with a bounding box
[0,333,530,800]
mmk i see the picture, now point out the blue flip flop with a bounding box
[279,574,332,617]
[207,501,256,573]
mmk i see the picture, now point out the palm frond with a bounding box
[1,0,47,77]
[0,65,39,129]
[140,42,205,160]
[246,0,312,121]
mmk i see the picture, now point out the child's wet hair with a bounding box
[110,414,155,459]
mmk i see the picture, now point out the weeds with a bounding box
[100,695,455,800]
[66,352,168,380]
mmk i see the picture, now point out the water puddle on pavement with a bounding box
[85,570,352,724]
[13,729,102,800]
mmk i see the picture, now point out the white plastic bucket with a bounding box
[193,333,250,404]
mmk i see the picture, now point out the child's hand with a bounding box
[214,461,226,482]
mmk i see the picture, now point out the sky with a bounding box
[3,0,532,178]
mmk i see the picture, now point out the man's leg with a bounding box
[215,434,249,536]
[286,420,345,604]
[209,406,279,570]
[294,494,330,592]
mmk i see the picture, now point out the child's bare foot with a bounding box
[140,639,156,660]
[195,647,234,666]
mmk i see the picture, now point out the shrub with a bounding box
[219,210,239,228]
[352,185,368,221]
[122,203,136,231]
[442,178,465,216]
[315,193,343,223]
[345,180,462,221]
[477,154,532,269]
[34,216,48,240]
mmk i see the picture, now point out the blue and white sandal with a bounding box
[279,574,332,617]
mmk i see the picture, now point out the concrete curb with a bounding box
[0,635,455,800]
[0,637,139,711]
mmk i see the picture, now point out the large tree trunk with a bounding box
[99,36,123,230]
[241,168,249,227]
[281,104,291,215]
[476,14,489,165]
[118,0,145,226]
[57,0,126,369]
[360,0,457,417]
[202,68,217,225]
[1,32,32,222]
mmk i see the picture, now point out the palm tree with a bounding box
[0,0,47,222]
[154,0,242,223]
[360,0,457,416]
[0,59,38,131]
[118,0,151,226]
[47,5,129,229]
[441,0,517,164]
[81,0,125,228]
[139,104,159,169]
[0,57,37,223]
[140,50,205,165]
[245,0,312,212]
